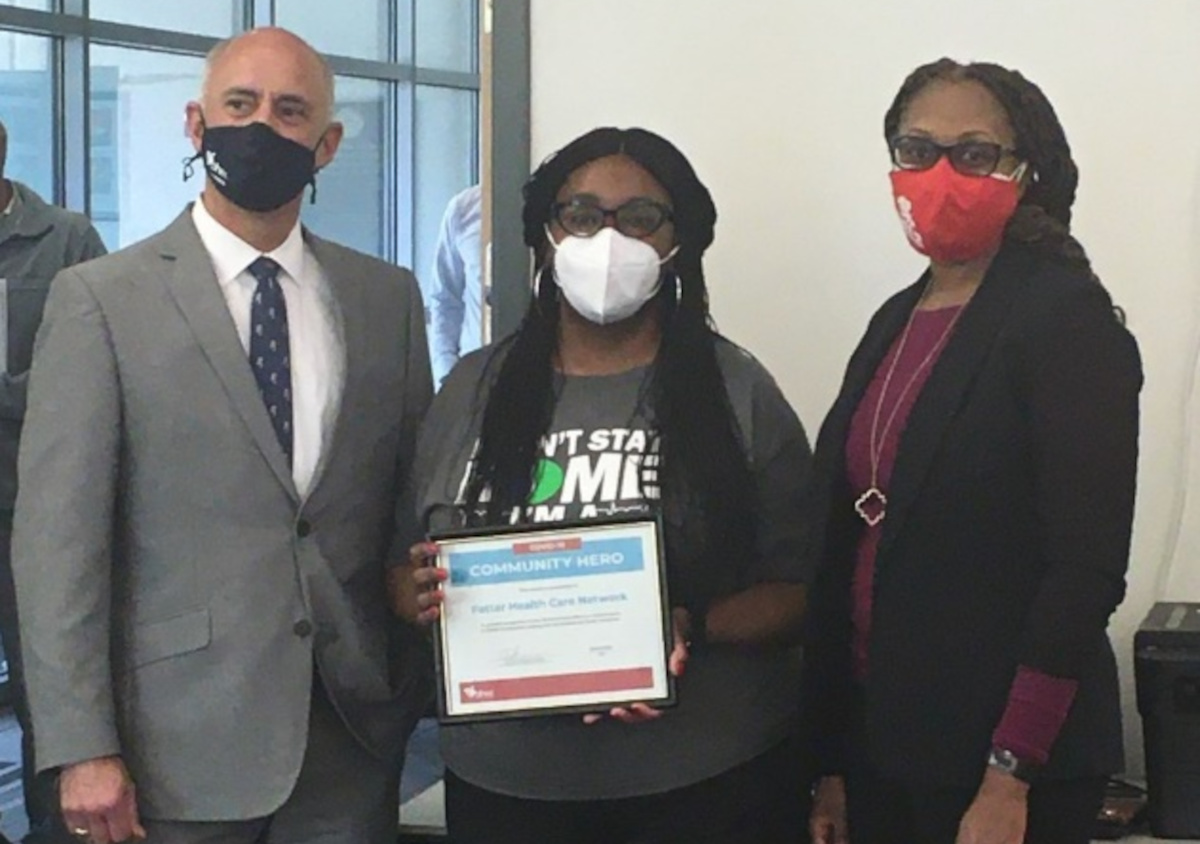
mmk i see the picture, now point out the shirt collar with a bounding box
[0,181,55,245]
[2,182,17,216]
[191,195,306,288]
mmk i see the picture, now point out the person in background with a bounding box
[393,127,814,844]
[0,117,106,844]
[425,183,484,388]
[11,27,431,844]
[805,59,1141,844]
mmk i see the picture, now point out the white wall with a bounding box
[531,0,1200,776]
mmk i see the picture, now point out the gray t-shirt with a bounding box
[415,338,813,800]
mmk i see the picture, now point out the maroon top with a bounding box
[844,304,1077,765]
[845,306,961,679]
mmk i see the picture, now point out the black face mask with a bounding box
[184,121,320,213]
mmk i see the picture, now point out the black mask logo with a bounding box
[184,121,319,213]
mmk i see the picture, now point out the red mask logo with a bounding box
[890,158,1022,263]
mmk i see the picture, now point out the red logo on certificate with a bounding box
[512,537,583,555]
[460,667,654,703]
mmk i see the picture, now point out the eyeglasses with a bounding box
[551,197,674,238]
[890,135,1020,177]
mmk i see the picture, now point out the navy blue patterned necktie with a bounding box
[247,257,293,466]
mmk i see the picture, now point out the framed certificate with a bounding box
[430,516,675,722]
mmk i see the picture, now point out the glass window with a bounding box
[89,46,204,249]
[0,1,52,10]
[0,31,54,202]
[275,0,391,61]
[300,76,387,258]
[413,84,476,281]
[415,0,475,73]
[88,0,241,37]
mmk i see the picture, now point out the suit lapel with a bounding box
[819,279,926,493]
[158,209,300,501]
[878,248,1032,554]
[808,280,925,563]
[300,233,356,510]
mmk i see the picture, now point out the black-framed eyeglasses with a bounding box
[551,196,674,238]
[890,135,1021,177]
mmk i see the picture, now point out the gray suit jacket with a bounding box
[10,209,433,820]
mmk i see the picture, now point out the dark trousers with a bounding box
[0,521,61,839]
[845,757,1106,844]
[445,738,811,844]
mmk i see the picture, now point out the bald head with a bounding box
[185,26,344,198]
[0,119,7,176]
[201,28,336,124]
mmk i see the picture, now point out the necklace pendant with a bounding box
[855,487,887,527]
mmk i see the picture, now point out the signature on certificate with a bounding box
[498,647,547,667]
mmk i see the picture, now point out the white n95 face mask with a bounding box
[548,226,678,325]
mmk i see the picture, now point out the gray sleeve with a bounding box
[11,266,123,771]
[64,215,108,266]
[0,372,28,421]
[410,350,491,533]
[0,222,106,423]
[77,225,108,262]
[387,270,435,565]
[411,387,454,529]
[747,373,814,585]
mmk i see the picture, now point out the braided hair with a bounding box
[884,59,1093,277]
[466,127,756,608]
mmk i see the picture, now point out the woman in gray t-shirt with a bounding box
[395,126,814,844]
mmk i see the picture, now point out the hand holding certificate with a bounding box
[395,540,448,625]
[413,517,677,722]
[580,605,690,725]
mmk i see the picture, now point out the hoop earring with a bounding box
[532,267,554,316]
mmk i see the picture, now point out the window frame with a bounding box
[0,0,483,270]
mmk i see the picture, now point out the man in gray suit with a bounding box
[11,27,432,844]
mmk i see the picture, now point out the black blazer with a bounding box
[805,245,1142,789]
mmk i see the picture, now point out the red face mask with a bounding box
[889,157,1024,263]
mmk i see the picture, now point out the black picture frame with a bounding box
[428,514,675,724]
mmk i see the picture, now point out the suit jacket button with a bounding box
[293,619,314,638]
[296,519,312,538]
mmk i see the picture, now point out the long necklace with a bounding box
[854,293,966,526]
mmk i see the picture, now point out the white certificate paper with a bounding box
[433,518,672,721]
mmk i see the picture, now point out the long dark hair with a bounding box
[465,127,756,607]
[884,59,1093,277]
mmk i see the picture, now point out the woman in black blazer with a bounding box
[806,60,1142,844]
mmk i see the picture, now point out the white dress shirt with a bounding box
[191,198,344,497]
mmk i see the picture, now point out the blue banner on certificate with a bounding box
[430,517,674,722]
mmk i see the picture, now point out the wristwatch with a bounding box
[987,747,1040,784]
